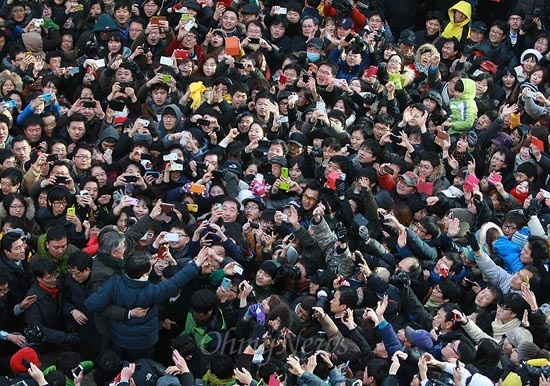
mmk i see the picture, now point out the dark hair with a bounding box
[124,250,152,279]
[438,280,460,303]
[2,192,27,213]
[1,231,22,254]
[419,216,441,239]
[0,271,8,286]
[365,359,389,385]
[171,334,196,357]
[190,289,220,314]
[46,226,68,242]
[67,251,93,271]
[0,167,22,187]
[30,257,58,278]
[527,236,549,267]
[337,286,358,310]
[499,292,528,318]
[209,354,234,379]
[94,350,123,386]
[55,352,82,379]
[457,339,476,363]
[442,252,463,275]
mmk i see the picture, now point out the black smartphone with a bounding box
[109,100,125,112]
[22,359,31,369]
[197,118,210,126]
[344,33,354,42]
[141,153,152,160]
[125,175,138,182]
[55,175,68,183]
[212,170,224,180]
[258,139,270,148]
[82,100,95,108]
[196,162,207,170]
[249,37,260,44]
[46,154,58,162]
[249,221,259,229]
[234,62,245,69]
[302,75,309,83]
[119,82,131,89]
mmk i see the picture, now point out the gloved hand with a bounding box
[468,131,478,148]
[358,225,369,240]
[524,199,542,218]
[245,304,266,325]
[336,223,347,242]
[64,333,81,345]
[336,178,347,198]
[465,231,480,253]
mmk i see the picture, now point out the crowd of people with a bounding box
[0,0,550,385]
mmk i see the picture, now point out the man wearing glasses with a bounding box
[25,257,81,350]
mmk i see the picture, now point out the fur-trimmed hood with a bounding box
[0,197,36,223]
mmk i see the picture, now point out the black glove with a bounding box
[64,333,81,345]
[468,131,478,148]
[524,199,542,218]
[336,178,347,198]
[465,231,480,253]
[336,223,347,242]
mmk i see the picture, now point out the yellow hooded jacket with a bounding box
[441,1,471,40]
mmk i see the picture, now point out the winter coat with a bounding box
[448,78,478,135]
[441,1,472,41]
[25,281,67,345]
[85,261,200,350]
[308,217,355,278]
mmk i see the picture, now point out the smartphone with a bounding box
[22,359,31,369]
[164,233,179,242]
[197,118,210,126]
[275,7,287,14]
[249,221,259,229]
[186,203,198,212]
[46,154,58,162]
[161,203,174,213]
[127,197,139,206]
[281,167,289,178]
[109,100,125,112]
[80,190,89,196]
[158,245,168,258]
[344,33,354,42]
[278,74,287,84]
[145,171,160,179]
[41,93,52,101]
[302,75,309,83]
[160,56,174,66]
[161,74,171,83]
[175,49,190,59]
[249,37,260,44]
[55,175,68,183]
[95,59,106,68]
[233,265,244,275]
[234,62,245,69]
[215,203,222,211]
[212,170,224,180]
[141,153,152,160]
[221,277,231,291]
[72,365,83,378]
[82,100,95,108]
[383,165,395,175]
[163,153,178,161]
[151,16,166,25]
[67,207,76,216]
[195,162,207,170]
[281,214,288,222]
[258,139,271,148]
[288,233,296,242]
[316,101,326,113]
[171,162,183,171]
[125,175,138,183]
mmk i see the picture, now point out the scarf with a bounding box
[38,282,60,301]
[451,149,468,165]
[145,96,172,118]
[96,251,125,271]
[202,370,236,386]
[491,317,522,342]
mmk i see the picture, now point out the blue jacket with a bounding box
[85,261,200,350]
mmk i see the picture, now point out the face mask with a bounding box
[134,133,153,144]
[307,52,320,62]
